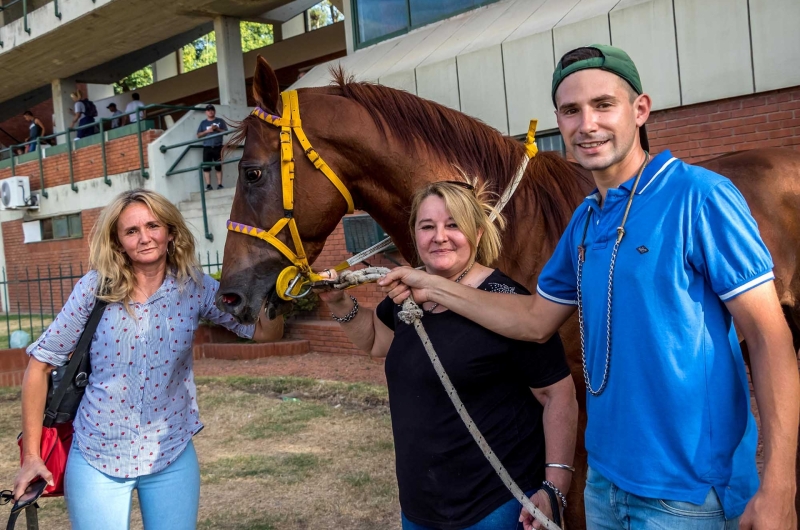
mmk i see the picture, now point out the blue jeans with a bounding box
[584,466,740,529]
[64,440,200,530]
[401,489,536,530]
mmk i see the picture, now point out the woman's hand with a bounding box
[519,489,558,530]
[316,270,347,305]
[13,456,53,501]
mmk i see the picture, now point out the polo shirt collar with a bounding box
[619,150,677,195]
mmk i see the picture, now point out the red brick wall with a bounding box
[2,208,102,314]
[647,85,800,163]
[0,130,161,191]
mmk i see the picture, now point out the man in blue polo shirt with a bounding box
[380,45,799,529]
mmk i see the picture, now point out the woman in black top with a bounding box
[320,182,578,530]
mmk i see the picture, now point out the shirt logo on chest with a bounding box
[637,246,649,254]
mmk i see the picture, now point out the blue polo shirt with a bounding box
[537,150,773,518]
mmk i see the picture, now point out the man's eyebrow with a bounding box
[557,93,620,112]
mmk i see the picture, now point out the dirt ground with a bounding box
[194,353,388,386]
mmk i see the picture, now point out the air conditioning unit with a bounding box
[0,176,38,210]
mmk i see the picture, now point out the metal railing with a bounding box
[0,253,224,349]
[0,103,209,198]
[160,129,243,242]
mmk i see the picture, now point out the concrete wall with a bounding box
[297,0,800,137]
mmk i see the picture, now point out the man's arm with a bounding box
[380,267,575,342]
[727,281,799,530]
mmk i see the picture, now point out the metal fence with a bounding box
[0,252,224,348]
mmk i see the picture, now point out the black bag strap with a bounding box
[42,298,107,428]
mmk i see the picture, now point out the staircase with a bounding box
[178,187,235,260]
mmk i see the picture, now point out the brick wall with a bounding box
[0,130,161,190]
[2,207,101,313]
[647,85,800,162]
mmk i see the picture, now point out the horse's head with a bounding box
[217,57,354,323]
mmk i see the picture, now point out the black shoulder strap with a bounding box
[43,298,108,426]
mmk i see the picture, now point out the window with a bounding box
[40,213,82,241]
[353,0,500,47]
[536,132,567,158]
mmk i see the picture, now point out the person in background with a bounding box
[13,189,283,530]
[70,91,96,139]
[106,103,123,129]
[124,92,146,125]
[22,111,45,152]
[196,104,228,191]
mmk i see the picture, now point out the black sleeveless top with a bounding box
[376,269,570,529]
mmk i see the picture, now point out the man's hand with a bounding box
[377,266,436,305]
[519,489,557,530]
[740,485,797,530]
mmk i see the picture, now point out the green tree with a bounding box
[113,65,153,94]
[307,1,344,31]
[181,22,274,74]
[241,21,274,53]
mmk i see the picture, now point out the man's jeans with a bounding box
[585,466,741,529]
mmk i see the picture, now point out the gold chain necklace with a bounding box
[425,262,474,313]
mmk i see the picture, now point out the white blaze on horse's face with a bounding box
[554,69,646,173]
[414,196,473,279]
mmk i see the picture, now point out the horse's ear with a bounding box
[253,55,280,115]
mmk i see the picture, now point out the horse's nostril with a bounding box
[221,293,241,306]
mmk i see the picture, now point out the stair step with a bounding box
[188,188,236,202]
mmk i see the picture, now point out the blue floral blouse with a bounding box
[27,269,254,478]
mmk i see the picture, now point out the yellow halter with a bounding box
[227,90,355,300]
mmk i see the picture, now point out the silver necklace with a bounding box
[426,262,474,313]
[577,153,650,397]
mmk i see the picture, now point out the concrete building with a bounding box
[0,0,798,354]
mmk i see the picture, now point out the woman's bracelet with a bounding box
[545,463,575,473]
[330,295,359,323]
[542,480,567,508]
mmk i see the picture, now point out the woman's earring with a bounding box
[168,240,176,257]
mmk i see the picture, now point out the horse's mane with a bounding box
[330,67,587,250]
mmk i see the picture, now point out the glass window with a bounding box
[355,0,409,43]
[38,213,82,242]
[536,133,566,157]
[68,214,82,238]
[409,0,478,27]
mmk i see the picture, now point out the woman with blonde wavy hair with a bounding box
[14,188,280,530]
[320,181,578,530]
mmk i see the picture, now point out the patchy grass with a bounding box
[0,376,400,530]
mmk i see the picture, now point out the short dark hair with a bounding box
[23,110,33,117]
[558,47,638,102]
[132,93,140,100]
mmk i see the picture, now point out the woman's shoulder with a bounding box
[478,269,531,296]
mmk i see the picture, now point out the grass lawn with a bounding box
[0,313,54,348]
[0,376,400,529]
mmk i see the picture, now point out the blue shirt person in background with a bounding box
[196,104,229,191]
[13,189,282,530]
[380,45,799,530]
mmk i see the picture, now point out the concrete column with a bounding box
[213,16,247,106]
[51,77,77,144]
[152,52,180,82]
[340,0,354,55]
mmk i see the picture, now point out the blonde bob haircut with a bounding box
[89,189,201,306]
[409,180,505,267]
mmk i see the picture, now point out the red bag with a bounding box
[17,423,73,497]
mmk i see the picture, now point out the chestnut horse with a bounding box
[218,57,800,528]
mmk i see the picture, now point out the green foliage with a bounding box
[209,269,222,281]
[308,1,344,30]
[241,21,274,53]
[113,65,153,94]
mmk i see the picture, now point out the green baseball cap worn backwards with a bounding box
[551,44,649,151]
[551,44,643,104]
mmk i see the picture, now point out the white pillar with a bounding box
[213,16,247,106]
[51,77,77,145]
[340,0,354,55]
[152,52,180,82]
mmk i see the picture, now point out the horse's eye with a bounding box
[244,168,262,183]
